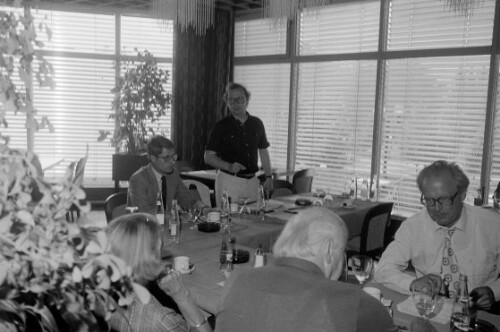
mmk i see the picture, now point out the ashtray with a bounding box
[233,249,250,264]
[295,198,312,206]
[197,222,221,233]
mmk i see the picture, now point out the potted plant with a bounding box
[98,50,172,185]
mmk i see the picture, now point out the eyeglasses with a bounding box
[420,192,459,207]
[157,154,177,162]
[227,97,246,105]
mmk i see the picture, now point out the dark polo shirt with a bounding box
[206,113,270,175]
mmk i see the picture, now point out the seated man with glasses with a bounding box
[204,82,273,207]
[128,135,205,215]
[374,160,500,311]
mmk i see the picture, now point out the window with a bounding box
[5,8,174,187]
[235,0,499,216]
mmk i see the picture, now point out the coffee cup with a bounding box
[230,203,239,213]
[174,256,190,272]
[363,286,382,301]
[342,199,354,208]
[207,211,221,223]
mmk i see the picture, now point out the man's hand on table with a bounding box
[409,274,442,295]
[470,286,495,311]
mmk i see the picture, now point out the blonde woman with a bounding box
[106,213,211,332]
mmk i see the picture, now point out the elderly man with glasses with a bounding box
[204,82,273,207]
[374,160,500,312]
[128,135,205,215]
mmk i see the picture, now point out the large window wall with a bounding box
[234,0,499,216]
[3,6,173,187]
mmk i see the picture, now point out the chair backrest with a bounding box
[104,191,128,223]
[360,202,394,257]
[292,169,315,194]
[271,179,294,198]
[182,179,212,207]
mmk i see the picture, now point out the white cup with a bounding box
[363,286,382,301]
[174,256,190,272]
[230,203,239,213]
[207,211,221,223]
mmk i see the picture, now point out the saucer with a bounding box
[342,205,356,210]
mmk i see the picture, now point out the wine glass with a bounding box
[239,197,251,215]
[411,281,436,320]
[351,255,373,285]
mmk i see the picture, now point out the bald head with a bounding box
[273,207,348,278]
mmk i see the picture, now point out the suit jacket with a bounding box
[127,164,195,214]
[216,257,397,332]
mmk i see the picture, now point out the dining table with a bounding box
[160,196,500,331]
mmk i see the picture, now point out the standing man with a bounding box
[204,82,273,207]
[128,136,205,215]
[374,160,500,311]
[215,207,397,332]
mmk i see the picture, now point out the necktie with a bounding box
[161,175,167,210]
[441,228,460,298]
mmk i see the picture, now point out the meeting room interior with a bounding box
[2,0,500,331]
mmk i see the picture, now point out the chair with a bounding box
[270,179,294,198]
[182,179,212,207]
[292,169,315,194]
[104,191,128,223]
[346,202,394,259]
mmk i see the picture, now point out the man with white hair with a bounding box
[215,207,397,332]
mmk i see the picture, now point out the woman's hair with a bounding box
[273,207,347,260]
[106,213,166,284]
[416,160,470,193]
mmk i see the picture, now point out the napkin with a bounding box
[397,296,454,325]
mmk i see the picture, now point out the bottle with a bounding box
[257,185,266,210]
[219,225,233,274]
[253,244,265,268]
[323,189,334,208]
[360,178,369,201]
[156,194,166,226]
[474,187,483,206]
[450,275,476,332]
[221,189,229,214]
[170,199,180,243]
[350,177,357,200]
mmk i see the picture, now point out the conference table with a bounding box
[161,196,500,331]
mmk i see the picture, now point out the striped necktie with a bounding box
[441,228,460,298]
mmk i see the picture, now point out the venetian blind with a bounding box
[380,0,496,216]
[296,61,377,194]
[296,1,380,193]
[22,10,173,187]
[31,10,116,186]
[299,1,380,55]
[234,19,290,171]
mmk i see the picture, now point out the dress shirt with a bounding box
[375,204,500,299]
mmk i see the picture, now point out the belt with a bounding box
[221,169,255,179]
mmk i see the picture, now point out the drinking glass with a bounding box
[411,281,436,320]
[351,255,373,285]
[239,197,251,215]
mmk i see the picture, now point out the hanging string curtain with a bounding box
[151,0,215,35]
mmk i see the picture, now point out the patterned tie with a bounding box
[441,228,460,298]
[161,175,167,210]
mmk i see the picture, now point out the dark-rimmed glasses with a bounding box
[420,192,459,207]
[227,97,246,105]
[157,154,177,162]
